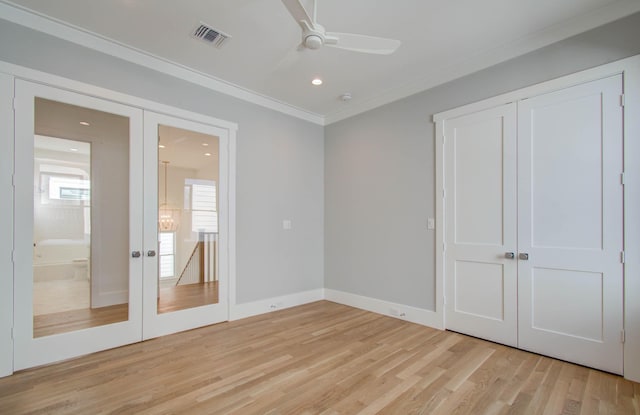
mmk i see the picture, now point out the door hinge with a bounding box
[621,172,625,185]
[443,295,447,305]
[11,250,15,263]
[442,189,446,199]
[620,251,625,264]
[620,94,625,107]
[10,327,14,340]
[621,330,625,343]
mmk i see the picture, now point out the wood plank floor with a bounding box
[158,281,219,314]
[4,301,639,414]
[33,281,218,337]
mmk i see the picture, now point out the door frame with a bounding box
[434,54,640,381]
[0,60,237,377]
[0,73,14,378]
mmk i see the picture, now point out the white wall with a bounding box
[0,18,325,307]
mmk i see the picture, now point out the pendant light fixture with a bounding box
[158,160,180,231]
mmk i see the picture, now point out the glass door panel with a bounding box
[14,81,143,370]
[142,112,229,340]
[156,124,219,314]
[32,99,130,337]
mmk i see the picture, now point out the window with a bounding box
[190,181,217,233]
[159,232,175,279]
[48,176,90,201]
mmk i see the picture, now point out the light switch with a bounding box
[427,218,435,230]
[283,220,292,230]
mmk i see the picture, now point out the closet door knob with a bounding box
[519,253,529,260]
[505,252,515,259]
[147,250,156,257]
[131,251,141,258]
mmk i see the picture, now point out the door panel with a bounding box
[14,80,143,370]
[142,111,229,340]
[517,75,623,374]
[444,103,518,347]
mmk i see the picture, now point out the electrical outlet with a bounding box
[283,220,292,230]
[427,218,435,230]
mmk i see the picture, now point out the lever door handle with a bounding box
[519,253,529,260]
[505,252,515,259]
[131,251,141,258]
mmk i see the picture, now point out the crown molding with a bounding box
[0,1,326,126]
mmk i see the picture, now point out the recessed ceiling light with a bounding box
[70,148,78,152]
[202,143,209,147]
[204,152,212,156]
[158,144,166,149]
[79,121,90,126]
[312,78,323,86]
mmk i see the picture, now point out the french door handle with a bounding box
[147,250,157,257]
[519,253,529,260]
[505,252,515,259]
[131,251,141,258]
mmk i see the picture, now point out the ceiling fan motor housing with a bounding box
[304,34,323,49]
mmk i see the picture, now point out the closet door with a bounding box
[13,80,144,370]
[142,111,229,339]
[444,103,518,347]
[517,75,624,374]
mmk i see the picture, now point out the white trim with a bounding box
[623,56,640,383]
[325,289,444,330]
[229,289,324,321]
[0,61,238,133]
[0,73,14,378]
[433,54,640,382]
[324,0,640,124]
[228,128,237,315]
[0,2,325,126]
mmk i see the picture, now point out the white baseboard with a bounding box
[230,288,325,321]
[324,289,444,330]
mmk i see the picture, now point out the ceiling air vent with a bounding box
[192,22,231,48]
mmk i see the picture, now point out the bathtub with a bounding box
[33,238,90,282]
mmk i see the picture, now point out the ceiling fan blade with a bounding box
[325,32,401,55]
[281,0,314,28]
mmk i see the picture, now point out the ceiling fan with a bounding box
[280,0,401,55]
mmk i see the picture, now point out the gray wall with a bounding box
[0,20,325,304]
[325,12,640,310]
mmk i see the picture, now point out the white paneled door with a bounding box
[444,75,624,374]
[517,75,624,374]
[444,103,518,347]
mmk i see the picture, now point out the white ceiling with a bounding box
[3,0,640,124]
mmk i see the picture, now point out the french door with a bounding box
[142,111,229,339]
[13,81,229,370]
[444,75,624,374]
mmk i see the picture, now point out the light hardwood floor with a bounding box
[4,301,639,414]
[33,281,219,337]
